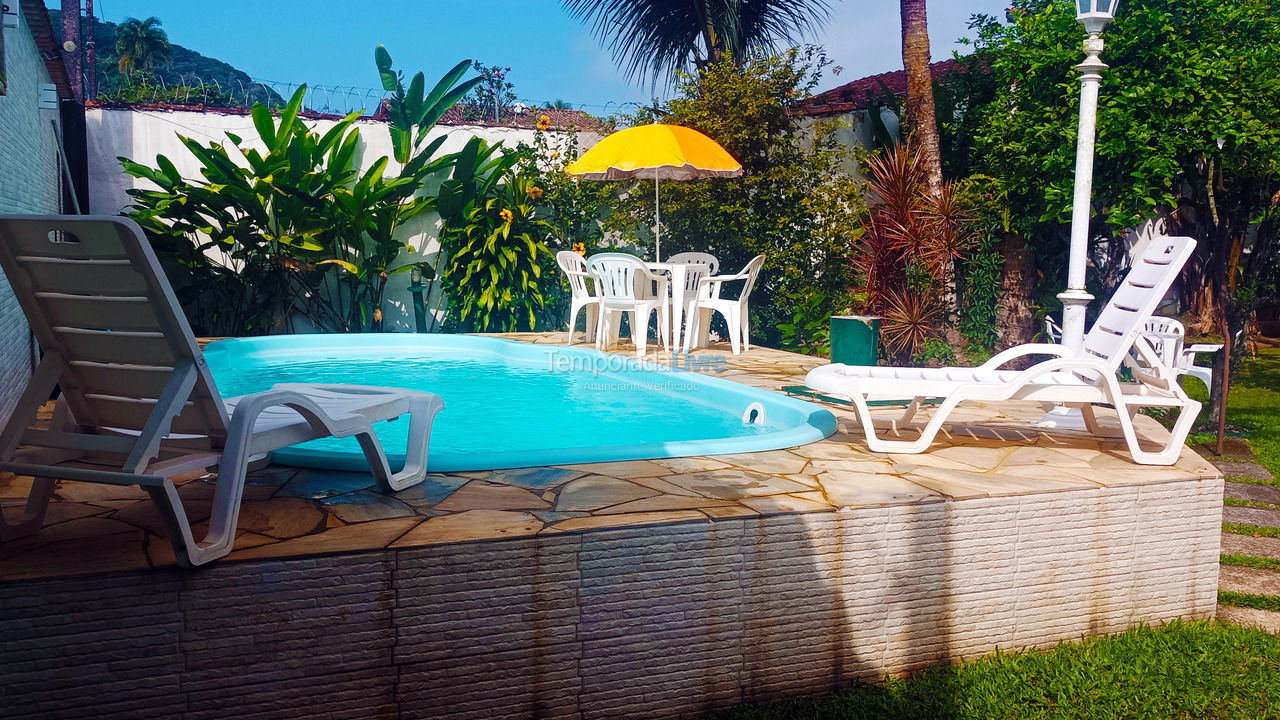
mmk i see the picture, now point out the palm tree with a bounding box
[542,99,574,110]
[900,0,943,194]
[562,0,830,85]
[115,16,170,74]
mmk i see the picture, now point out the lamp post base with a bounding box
[1058,288,1095,351]
[1035,404,1091,431]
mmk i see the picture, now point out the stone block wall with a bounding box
[0,476,1222,720]
[0,7,63,424]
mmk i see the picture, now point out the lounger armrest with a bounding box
[1185,343,1224,355]
[979,343,1077,371]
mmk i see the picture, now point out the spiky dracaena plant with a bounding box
[853,145,975,361]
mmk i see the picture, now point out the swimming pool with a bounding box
[204,335,837,472]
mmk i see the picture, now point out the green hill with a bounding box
[49,10,284,107]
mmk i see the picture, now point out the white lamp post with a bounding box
[1059,0,1121,351]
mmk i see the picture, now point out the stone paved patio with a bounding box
[0,332,1219,581]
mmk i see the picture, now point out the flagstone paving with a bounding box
[1205,442,1280,633]
[0,332,1220,581]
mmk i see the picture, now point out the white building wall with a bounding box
[87,108,600,331]
[0,8,63,423]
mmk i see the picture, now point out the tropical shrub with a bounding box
[436,139,555,332]
[604,49,866,349]
[517,123,613,255]
[122,49,479,335]
[853,145,975,362]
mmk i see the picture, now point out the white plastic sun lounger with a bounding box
[0,216,444,566]
[806,236,1200,466]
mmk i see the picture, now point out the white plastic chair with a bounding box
[587,252,670,357]
[805,237,1201,466]
[556,250,599,345]
[1140,317,1221,392]
[0,215,445,566]
[682,255,765,355]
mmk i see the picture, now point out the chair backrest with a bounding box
[587,252,651,302]
[1140,316,1186,369]
[736,255,766,303]
[668,252,719,277]
[1082,236,1196,369]
[556,250,592,299]
[0,216,229,447]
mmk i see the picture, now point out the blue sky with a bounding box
[93,0,1013,112]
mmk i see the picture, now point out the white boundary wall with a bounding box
[86,107,600,331]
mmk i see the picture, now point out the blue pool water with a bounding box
[204,335,836,472]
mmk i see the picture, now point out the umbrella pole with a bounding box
[653,176,661,262]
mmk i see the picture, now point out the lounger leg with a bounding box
[1113,399,1202,466]
[0,476,56,541]
[850,394,954,454]
[372,394,445,491]
[1078,403,1104,435]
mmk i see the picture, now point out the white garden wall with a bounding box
[86,107,600,332]
[0,8,64,423]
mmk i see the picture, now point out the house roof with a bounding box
[20,0,76,100]
[792,59,963,117]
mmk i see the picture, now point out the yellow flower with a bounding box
[499,208,514,223]
[536,114,552,131]
[549,150,560,160]
[572,242,586,256]
[527,185,544,200]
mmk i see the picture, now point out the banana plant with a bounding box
[376,47,481,165]
[123,86,361,333]
[123,51,483,334]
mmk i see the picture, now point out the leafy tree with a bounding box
[562,0,830,85]
[115,16,170,74]
[965,0,1280,414]
[604,49,865,348]
[458,62,516,123]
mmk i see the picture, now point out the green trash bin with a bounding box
[830,315,881,366]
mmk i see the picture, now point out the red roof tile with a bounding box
[792,59,966,117]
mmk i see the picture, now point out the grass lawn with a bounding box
[712,621,1280,720]
[1186,346,1280,477]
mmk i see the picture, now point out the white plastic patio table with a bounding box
[646,261,703,352]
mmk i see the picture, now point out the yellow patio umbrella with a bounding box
[565,123,742,261]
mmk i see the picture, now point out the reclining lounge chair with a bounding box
[805,236,1201,466]
[0,216,444,566]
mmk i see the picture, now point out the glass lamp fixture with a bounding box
[1077,0,1120,33]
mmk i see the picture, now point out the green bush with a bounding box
[603,49,865,348]
[122,50,479,335]
[435,138,556,332]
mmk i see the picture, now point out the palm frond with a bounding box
[561,0,829,86]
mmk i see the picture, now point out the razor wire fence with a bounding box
[91,72,640,120]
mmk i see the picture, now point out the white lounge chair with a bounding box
[682,255,765,355]
[587,252,670,357]
[555,250,599,346]
[805,236,1201,466]
[0,216,444,566]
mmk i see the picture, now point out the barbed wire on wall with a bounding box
[93,71,651,120]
